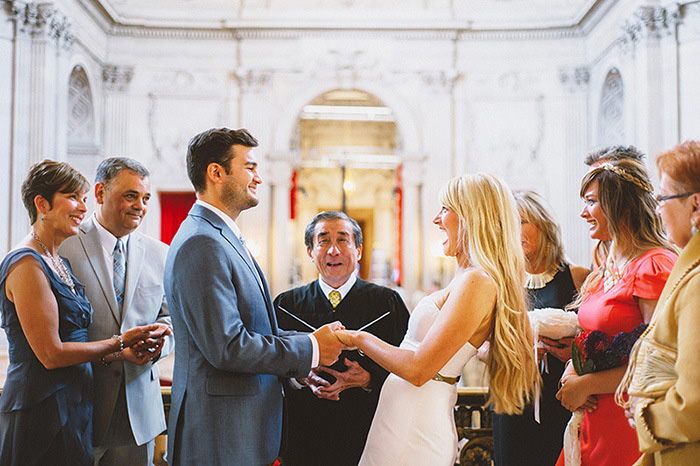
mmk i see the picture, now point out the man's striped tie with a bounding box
[113,239,126,314]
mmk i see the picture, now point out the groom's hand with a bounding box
[313,321,345,366]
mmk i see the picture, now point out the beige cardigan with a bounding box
[632,233,700,465]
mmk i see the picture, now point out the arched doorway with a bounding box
[291,89,401,287]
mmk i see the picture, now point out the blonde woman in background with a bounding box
[334,174,539,465]
[493,190,589,466]
[617,141,700,465]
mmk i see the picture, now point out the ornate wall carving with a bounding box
[235,69,273,94]
[619,5,681,51]
[558,65,590,94]
[597,67,625,146]
[102,64,134,92]
[9,1,73,48]
[67,65,95,146]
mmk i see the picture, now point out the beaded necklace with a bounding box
[602,255,631,293]
[32,232,76,293]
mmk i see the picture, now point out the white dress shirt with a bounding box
[318,272,357,305]
[93,213,130,284]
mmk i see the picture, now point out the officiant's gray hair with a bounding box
[513,190,566,272]
[304,211,363,249]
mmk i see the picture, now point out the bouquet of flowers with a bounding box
[528,307,581,340]
[571,323,647,376]
[563,322,648,466]
[528,308,581,376]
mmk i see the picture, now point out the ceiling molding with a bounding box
[75,0,616,42]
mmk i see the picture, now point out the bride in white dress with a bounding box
[335,174,540,465]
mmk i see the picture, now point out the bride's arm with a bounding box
[336,269,496,386]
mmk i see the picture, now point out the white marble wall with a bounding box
[1,0,699,299]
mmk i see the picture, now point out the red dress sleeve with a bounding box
[632,249,677,300]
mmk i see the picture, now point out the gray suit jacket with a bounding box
[60,216,174,446]
[164,204,313,465]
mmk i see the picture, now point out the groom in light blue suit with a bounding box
[165,128,345,465]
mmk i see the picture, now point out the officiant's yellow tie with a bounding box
[329,290,341,309]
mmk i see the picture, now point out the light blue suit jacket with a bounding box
[60,217,174,446]
[164,204,313,465]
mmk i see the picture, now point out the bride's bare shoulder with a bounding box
[456,268,495,286]
[439,268,497,304]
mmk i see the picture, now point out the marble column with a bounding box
[558,65,591,267]
[6,0,73,248]
[263,156,293,297]
[103,64,134,158]
[235,68,279,289]
[620,5,682,156]
[400,159,425,297]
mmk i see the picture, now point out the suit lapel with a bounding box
[190,205,278,334]
[80,218,122,325]
[212,212,267,297]
[122,233,145,325]
[252,256,279,335]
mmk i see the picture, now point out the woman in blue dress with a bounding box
[0,160,165,465]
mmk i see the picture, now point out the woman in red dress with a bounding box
[555,155,677,465]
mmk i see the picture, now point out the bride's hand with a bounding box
[333,329,358,349]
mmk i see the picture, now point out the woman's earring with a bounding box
[40,216,44,221]
[692,219,699,236]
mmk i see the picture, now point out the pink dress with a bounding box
[557,248,676,466]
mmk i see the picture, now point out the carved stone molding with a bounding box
[320,49,377,89]
[9,1,74,49]
[558,66,590,94]
[48,9,74,50]
[470,71,540,99]
[234,69,273,94]
[619,5,682,50]
[420,70,462,95]
[102,64,134,92]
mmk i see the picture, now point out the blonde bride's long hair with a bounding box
[440,174,539,414]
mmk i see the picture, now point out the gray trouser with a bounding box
[94,381,156,466]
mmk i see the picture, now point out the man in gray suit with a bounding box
[61,157,173,465]
[164,127,345,465]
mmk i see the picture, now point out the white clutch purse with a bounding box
[616,336,677,407]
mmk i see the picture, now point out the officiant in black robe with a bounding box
[274,211,409,466]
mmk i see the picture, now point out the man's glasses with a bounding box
[654,192,696,203]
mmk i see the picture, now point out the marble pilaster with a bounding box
[103,64,133,157]
[261,157,293,296]
[558,65,591,266]
[400,159,425,295]
[620,5,682,156]
[6,0,73,247]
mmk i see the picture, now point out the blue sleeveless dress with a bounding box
[0,248,93,466]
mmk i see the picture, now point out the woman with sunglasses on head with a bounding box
[555,156,677,465]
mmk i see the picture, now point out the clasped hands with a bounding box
[556,360,598,414]
[120,323,171,366]
[302,357,371,401]
[306,322,366,401]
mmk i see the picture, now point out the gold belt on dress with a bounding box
[432,373,460,385]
